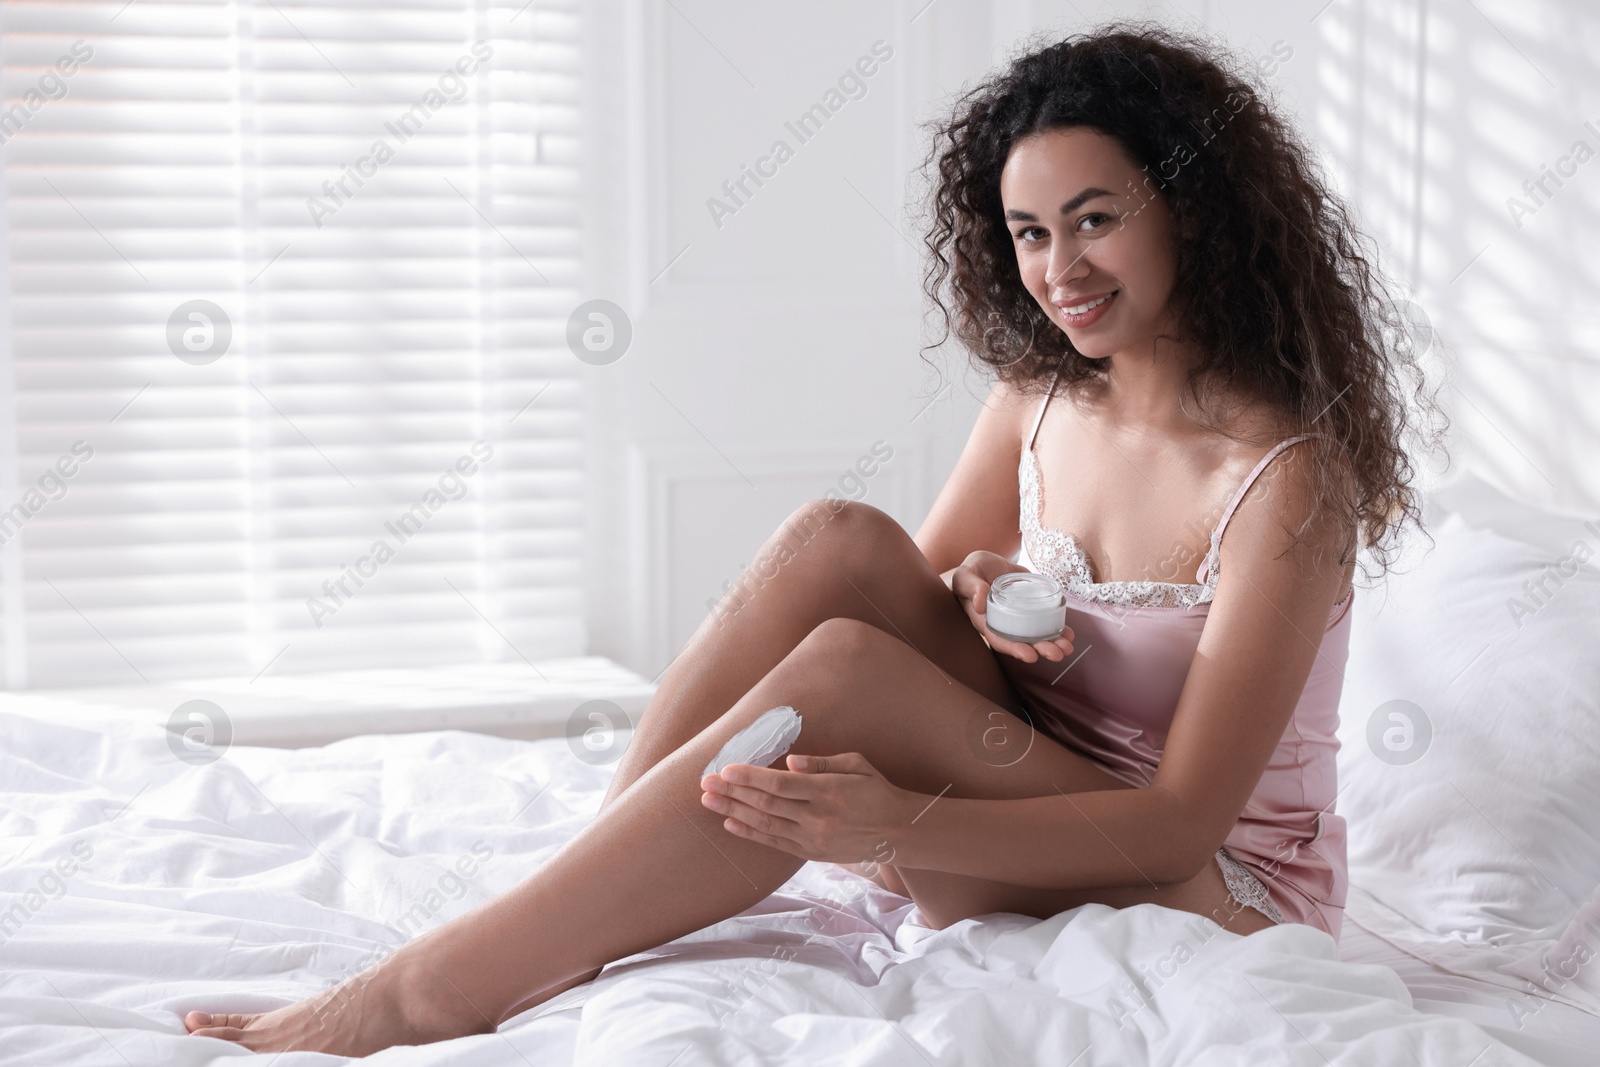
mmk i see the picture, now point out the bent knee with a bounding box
[794,616,898,664]
[783,498,904,553]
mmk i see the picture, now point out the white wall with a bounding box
[1313,0,1600,509]
[579,0,1599,680]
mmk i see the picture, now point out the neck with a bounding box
[1095,332,1208,430]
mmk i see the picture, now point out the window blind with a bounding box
[0,0,587,688]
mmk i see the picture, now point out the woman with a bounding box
[184,20,1441,1054]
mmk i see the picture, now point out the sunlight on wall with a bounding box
[1320,0,1600,513]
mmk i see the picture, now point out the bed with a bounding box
[3,472,1598,1066]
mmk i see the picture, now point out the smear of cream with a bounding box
[703,705,803,777]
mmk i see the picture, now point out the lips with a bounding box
[1057,292,1113,313]
[1054,290,1118,327]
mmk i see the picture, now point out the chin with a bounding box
[1066,340,1114,361]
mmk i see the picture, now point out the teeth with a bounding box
[1064,294,1112,315]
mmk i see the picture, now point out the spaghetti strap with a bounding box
[1025,362,1067,452]
[1195,433,1323,585]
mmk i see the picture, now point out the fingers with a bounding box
[1032,634,1075,660]
[988,626,1076,663]
[719,816,797,854]
[988,635,1033,662]
[789,752,867,774]
[708,762,812,799]
[702,775,806,820]
[989,631,1043,662]
[702,790,801,840]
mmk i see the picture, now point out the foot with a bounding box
[182,941,497,1054]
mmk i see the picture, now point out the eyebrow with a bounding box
[1003,186,1115,222]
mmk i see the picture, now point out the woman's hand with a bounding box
[700,753,910,866]
[950,550,1074,663]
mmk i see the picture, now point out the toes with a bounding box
[189,1026,248,1043]
[185,1011,257,1036]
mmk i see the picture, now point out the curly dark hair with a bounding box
[917,18,1448,579]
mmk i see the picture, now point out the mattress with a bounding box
[2,694,1592,1066]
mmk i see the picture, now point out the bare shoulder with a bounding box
[1202,396,1337,490]
[990,373,1047,428]
[912,373,1051,572]
[1219,420,1357,589]
[977,373,1054,460]
[1239,407,1353,512]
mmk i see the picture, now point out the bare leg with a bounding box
[602,498,1050,811]
[185,619,1265,1055]
[505,499,1057,1013]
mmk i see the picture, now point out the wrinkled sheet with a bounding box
[0,698,1550,1066]
[1339,923,1600,1067]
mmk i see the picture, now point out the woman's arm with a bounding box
[888,784,1196,888]
[889,446,1353,890]
[913,379,1029,574]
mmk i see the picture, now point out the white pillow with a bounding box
[1336,481,1600,1010]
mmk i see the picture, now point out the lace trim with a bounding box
[1215,847,1284,924]
[1020,450,1221,610]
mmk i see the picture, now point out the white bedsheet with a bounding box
[1338,923,1600,1067]
[0,697,1572,1066]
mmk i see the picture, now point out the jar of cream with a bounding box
[985,571,1067,642]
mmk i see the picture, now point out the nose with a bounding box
[1044,240,1091,294]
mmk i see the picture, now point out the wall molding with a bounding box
[627,437,928,677]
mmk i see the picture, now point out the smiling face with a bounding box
[999,126,1181,361]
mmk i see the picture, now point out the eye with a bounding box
[1077,212,1115,232]
[1012,225,1048,244]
